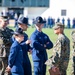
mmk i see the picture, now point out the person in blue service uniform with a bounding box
[62,18,65,25]
[72,18,75,28]
[30,16,53,75]
[14,15,18,28]
[47,16,53,28]
[12,15,32,75]
[47,16,50,28]
[57,17,60,22]
[6,28,24,75]
[67,18,71,28]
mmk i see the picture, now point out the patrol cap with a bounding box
[35,16,46,24]
[13,28,24,35]
[0,16,9,21]
[18,16,29,25]
[53,22,64,30]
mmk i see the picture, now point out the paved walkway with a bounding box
[9,20,15,27]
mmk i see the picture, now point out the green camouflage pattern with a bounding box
[45,34,70,75]
[71,30,75,57]
[71,29,75,75]
[0,27,13,75]
[0,27,13,57]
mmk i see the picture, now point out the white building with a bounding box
[41,0,75,25]
[0,0,75,24]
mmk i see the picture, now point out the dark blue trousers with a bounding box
[23,62,32,75]
[11,72,24,75]
[33,61,46,75]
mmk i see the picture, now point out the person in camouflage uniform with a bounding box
[45,22,70,75]
[71,29,75,75]
[0,16,13,75]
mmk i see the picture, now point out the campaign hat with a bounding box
[35,16,46,24]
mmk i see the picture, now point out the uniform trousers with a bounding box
[0,57,9,75]
[23,62,32,75]
[11,72,24,75]
[33,61,46,75]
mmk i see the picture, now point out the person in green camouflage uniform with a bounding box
[0,16,13,75]
[71,29,75,75]
[45,22,70,75]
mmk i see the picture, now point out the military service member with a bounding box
[30,16,53,75]
[18,16,32,75]
[71,29,75,75]
[0,16,13,75]
[6,28,24,75]
[45,22,70,75]
[12,15,32,75]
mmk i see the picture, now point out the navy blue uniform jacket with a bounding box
[20,33,31,63]
[8,40,24,73]
[11,33,32,75]
[30,30,53,61]
[12,33,31,63]
[19,33,32,75]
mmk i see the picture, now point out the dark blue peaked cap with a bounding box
[13,28,24,35]
[18,16,29,25]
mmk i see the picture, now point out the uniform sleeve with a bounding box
[10,36,15,43]
[45,36,53,49]
[20,42,32,51]
[30,34,45,51]
[45,39,62,68]
[52,38,68,66]
[8,46,18,68]
[53,39,62,65]
[27,44,32,51]
[45,35,70,69]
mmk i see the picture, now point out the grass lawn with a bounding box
[9,26,74,75]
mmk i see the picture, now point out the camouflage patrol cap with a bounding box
[53,22,64,30]
[0,16,9,21]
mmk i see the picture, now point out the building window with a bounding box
[0,0,2,6]
[61,10,66,16]
[11,0,15,2]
